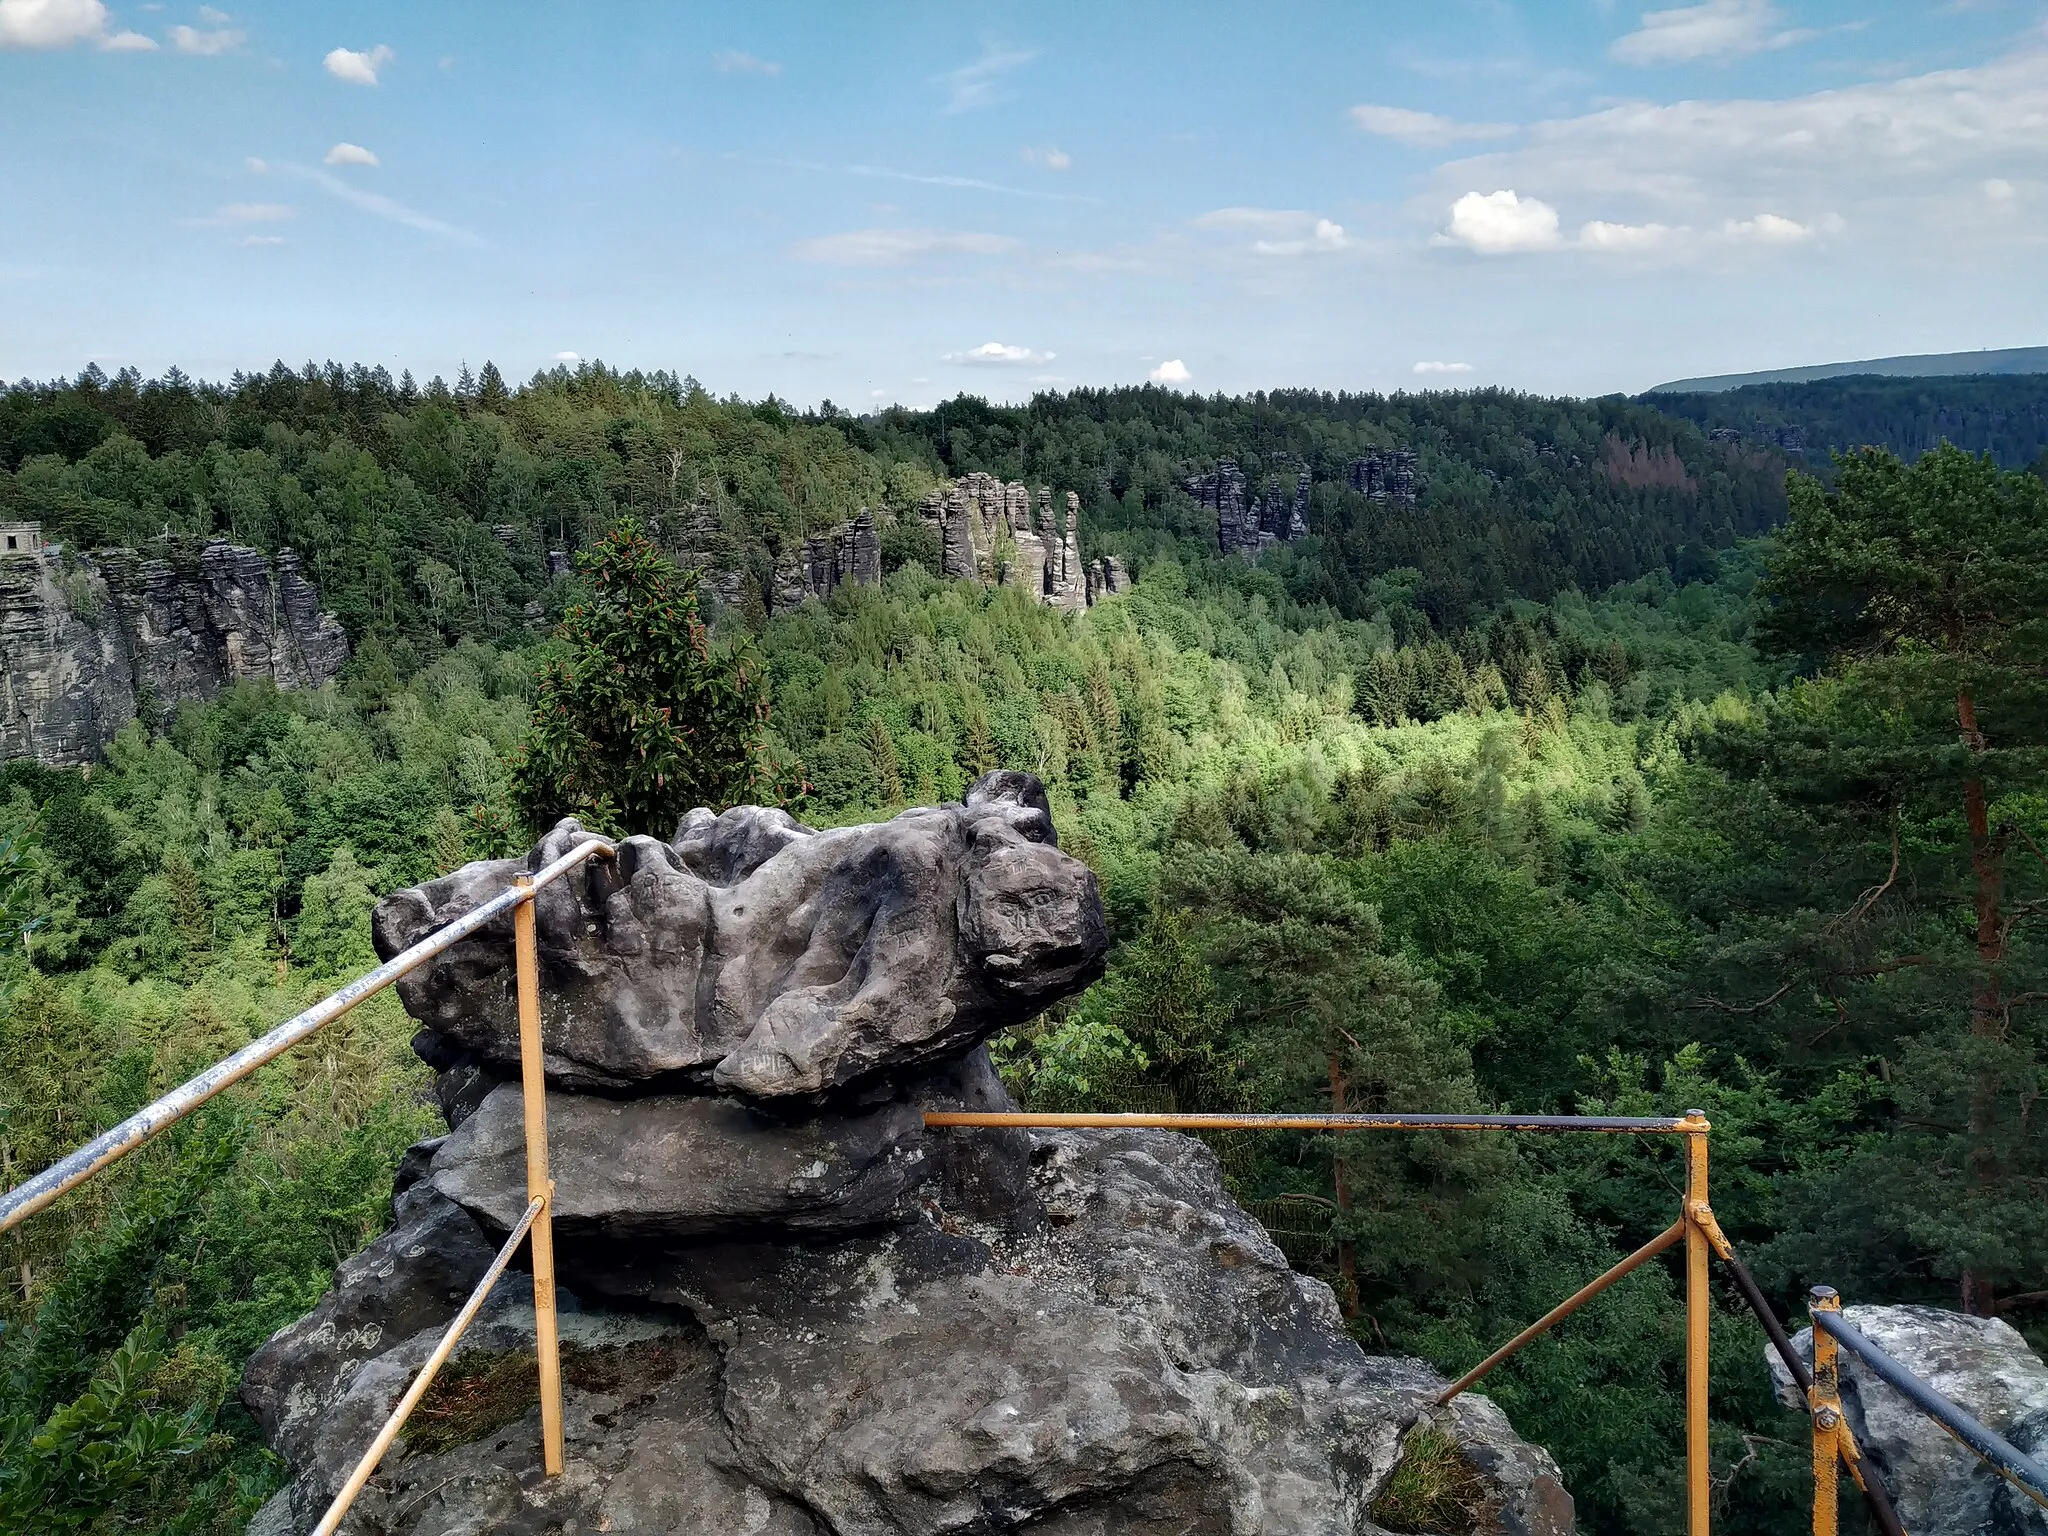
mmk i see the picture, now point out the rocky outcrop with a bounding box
[0,529,349,766]
[1188,460,1311,557]
[1085,555,1129,605]
[247,774,1572,1535]
[1767,1304,2048,1536]
[917,475,1097,612]
[370,774,1108,1100]
[771,511,883,612]
[1345,451,1419,504]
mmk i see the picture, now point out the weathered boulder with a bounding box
[247,783,1570,1534]
[427,1083,930,1241]
[370,772,1108,1100]
[245,1101,1573,1535]
[1767,1304,2048,1536]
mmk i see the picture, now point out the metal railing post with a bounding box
[1684,1109,1712,1536]
[513,877,565,1478]
[1809,1287,1844,1536]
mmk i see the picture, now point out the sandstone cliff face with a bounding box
[0,535,350,766]
[918,474,1103,612]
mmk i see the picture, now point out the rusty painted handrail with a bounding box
[309,1195,545,1536]
[0,835,614,1235]
[922,1110,1697,1134]
[929,1106,1719,1536]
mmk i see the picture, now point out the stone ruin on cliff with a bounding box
[238,771,1573,1535]
[0,526,350,767]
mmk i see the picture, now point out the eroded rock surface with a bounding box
[371,772,1108,1100]
[249,778,1570,1534]
[1767,1303,2048,1536]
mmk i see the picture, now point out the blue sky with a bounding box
[3,0,2045,403]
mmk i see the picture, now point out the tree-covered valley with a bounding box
[1,362,2043,1535]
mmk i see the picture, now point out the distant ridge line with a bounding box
[1646,345,2048,395]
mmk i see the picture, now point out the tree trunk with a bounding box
[1957,688,2005,1316]
[1329,1044,1357,1317]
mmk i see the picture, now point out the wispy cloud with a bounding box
[1022,145,1071,171]
[0,0,152,50]
[168,20,240,53]
[285,164,483,244]
[1610,0,1815,65]
[791,228,1018,265]
[748,155,1097,204]
[943,341,1054,365]
[1196,207,1350,256]
[324,142,379,167]
[1414,361,1474,375]
[551,350,581,362]
[1426,50,2048,248]
[932,43,1036,113]
[239,234,284,247]
[183,200,295,227]
[324,42,392,85]
[1349,104,1516,145]
[713,48,780,75]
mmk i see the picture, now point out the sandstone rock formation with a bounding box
[1345,451,1420,504]
[1766,1304,2048,1536]
[1187,460,1312,557]
[917,474,1095,612]
[0,528,349,766]
[247,774,1572,1535]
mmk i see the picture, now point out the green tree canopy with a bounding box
[513,522,777,837]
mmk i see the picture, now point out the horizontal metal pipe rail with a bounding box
[922,1110,1698,1134]
[1814,1298,2048,1514]
[928,1106,1719,1536]
[310,1195,545,1536]
[0,836,615,1235]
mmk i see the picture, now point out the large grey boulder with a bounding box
[1767,1303,2048,1536]
[246,1106,1572,1535]
[248,784,1570,1534]
[371,772,1108,1100]
[427,1083,930,1241]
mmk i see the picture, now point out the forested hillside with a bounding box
[1647,372,2048,472]
[0,364,2042,1536]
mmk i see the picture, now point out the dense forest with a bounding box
[0,363,2043,1535]
[1647,372,2048,472]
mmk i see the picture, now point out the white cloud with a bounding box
[1984,177,2016,202]
[0,0,150,49]
[1022,145,1071,171]
[1413,361,1474,374]
[943,341,1054,365]
[933,43,1036,113]
[1255,218,1350,257]
[790,228,1019,265]
[324,42,391,85]
[239,234,283,247]
[1349,104,1516,145]
[551,350,581,362]
[713,48,780,75]
[1149,359,1191,385]
[1425,50,2048,250]
[168,20,239,52]
[1579,218,1682,249]
[1610,0,1813,65]
[323,141,378,167]
[1721,211,1812,241]
[243,156,266,172]
[196,5,226,20]
[1439,189,1562,253]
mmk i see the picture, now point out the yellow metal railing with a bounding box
[924,1107,1724,1536]
[0,835,616,1534]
